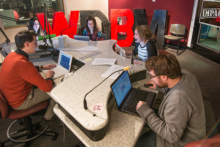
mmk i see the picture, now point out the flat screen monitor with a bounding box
[2,4,10,10]
[74,35,90,41]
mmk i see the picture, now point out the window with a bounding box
[197,0,220,52]
[0,0,64,29]
[197,24,220,52]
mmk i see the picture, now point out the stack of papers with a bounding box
[91,58,123,79]
[91,58,116,66]
[101,65,124,79]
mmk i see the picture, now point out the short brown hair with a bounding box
[135,25,156,41]
[145,54,181,79]
[15,30,37,49]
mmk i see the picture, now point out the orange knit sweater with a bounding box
[0,52,53,108]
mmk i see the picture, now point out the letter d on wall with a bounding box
[111,9,134,47]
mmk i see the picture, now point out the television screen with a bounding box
[2,4,10,10]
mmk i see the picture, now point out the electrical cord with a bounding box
[0,42,8,56]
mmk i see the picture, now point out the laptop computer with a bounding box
[110,71,156,116]
[42,51,73,79]
[74,35,90,41]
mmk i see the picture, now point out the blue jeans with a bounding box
[135,130,157,147]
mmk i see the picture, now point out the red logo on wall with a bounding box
[36,11,79,39]
[36,10,134,47]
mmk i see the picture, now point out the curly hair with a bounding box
[145,54,181,79]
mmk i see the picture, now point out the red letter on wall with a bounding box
[111,9,134,47]
[36,11,79,38]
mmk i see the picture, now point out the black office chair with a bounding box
[102,33,108,40]
[0,92,57,147]
[164,24,186,56]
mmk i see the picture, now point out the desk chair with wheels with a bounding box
[102,33,108,40]
[0,93,57,147]
[164,24,186,56]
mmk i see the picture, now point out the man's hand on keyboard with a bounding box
[46,70,55,78]
[136,101,146,110]
[43,64,56,70]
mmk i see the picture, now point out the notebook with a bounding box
[42,51,73,79]
[110,71,156,116]
[74,35,90,41]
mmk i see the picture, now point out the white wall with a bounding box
[0,17,27,43]
[0,24,27,63]
[0,27,28,43]
[63,0,109,30]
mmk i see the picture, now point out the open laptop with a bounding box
[110,71,156,116]
[42,51,73,79]
[74,35,90,41]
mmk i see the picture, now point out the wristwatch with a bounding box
[41,65,43,70]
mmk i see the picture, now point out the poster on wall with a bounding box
[200,0,220,27]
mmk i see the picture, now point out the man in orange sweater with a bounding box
[0,30,56,120]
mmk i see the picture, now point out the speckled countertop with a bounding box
[2,37,157,146]
[53,78,158,147]
[49,36,146,131]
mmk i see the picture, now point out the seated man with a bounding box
[136,54,206,147]
[0,30,56,121]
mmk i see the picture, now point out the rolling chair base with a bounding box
[0,116,57,147]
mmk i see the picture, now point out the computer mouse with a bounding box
[144,83,153,88]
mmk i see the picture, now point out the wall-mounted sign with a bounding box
[200,0,220,27]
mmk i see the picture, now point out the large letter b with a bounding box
[111,9,134,47]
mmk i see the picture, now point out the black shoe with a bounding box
[75,142,86,147]
[40,115,63,127]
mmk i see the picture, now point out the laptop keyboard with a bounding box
[123,90,147,112]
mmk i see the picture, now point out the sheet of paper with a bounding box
[84,58,92,61]
[101,65,123,79]
[77,46,99,53]
[91,58,117,66]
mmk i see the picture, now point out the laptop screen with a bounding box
[74,35,90,41]
[111,71,132,107]
[58,51,72,71]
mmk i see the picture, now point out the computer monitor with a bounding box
[74,35,90,41]
[2,4,10,10]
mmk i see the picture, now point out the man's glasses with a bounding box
[150,74,159,79]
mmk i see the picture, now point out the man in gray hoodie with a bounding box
[136,54,206,147]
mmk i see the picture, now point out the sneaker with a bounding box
[75,142,86,147]
[40,115,63,127]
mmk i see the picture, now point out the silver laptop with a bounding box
[42,51,73,79]
[74,35,90,41]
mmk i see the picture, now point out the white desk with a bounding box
[50,36,146,128]
[49,36,157,146]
